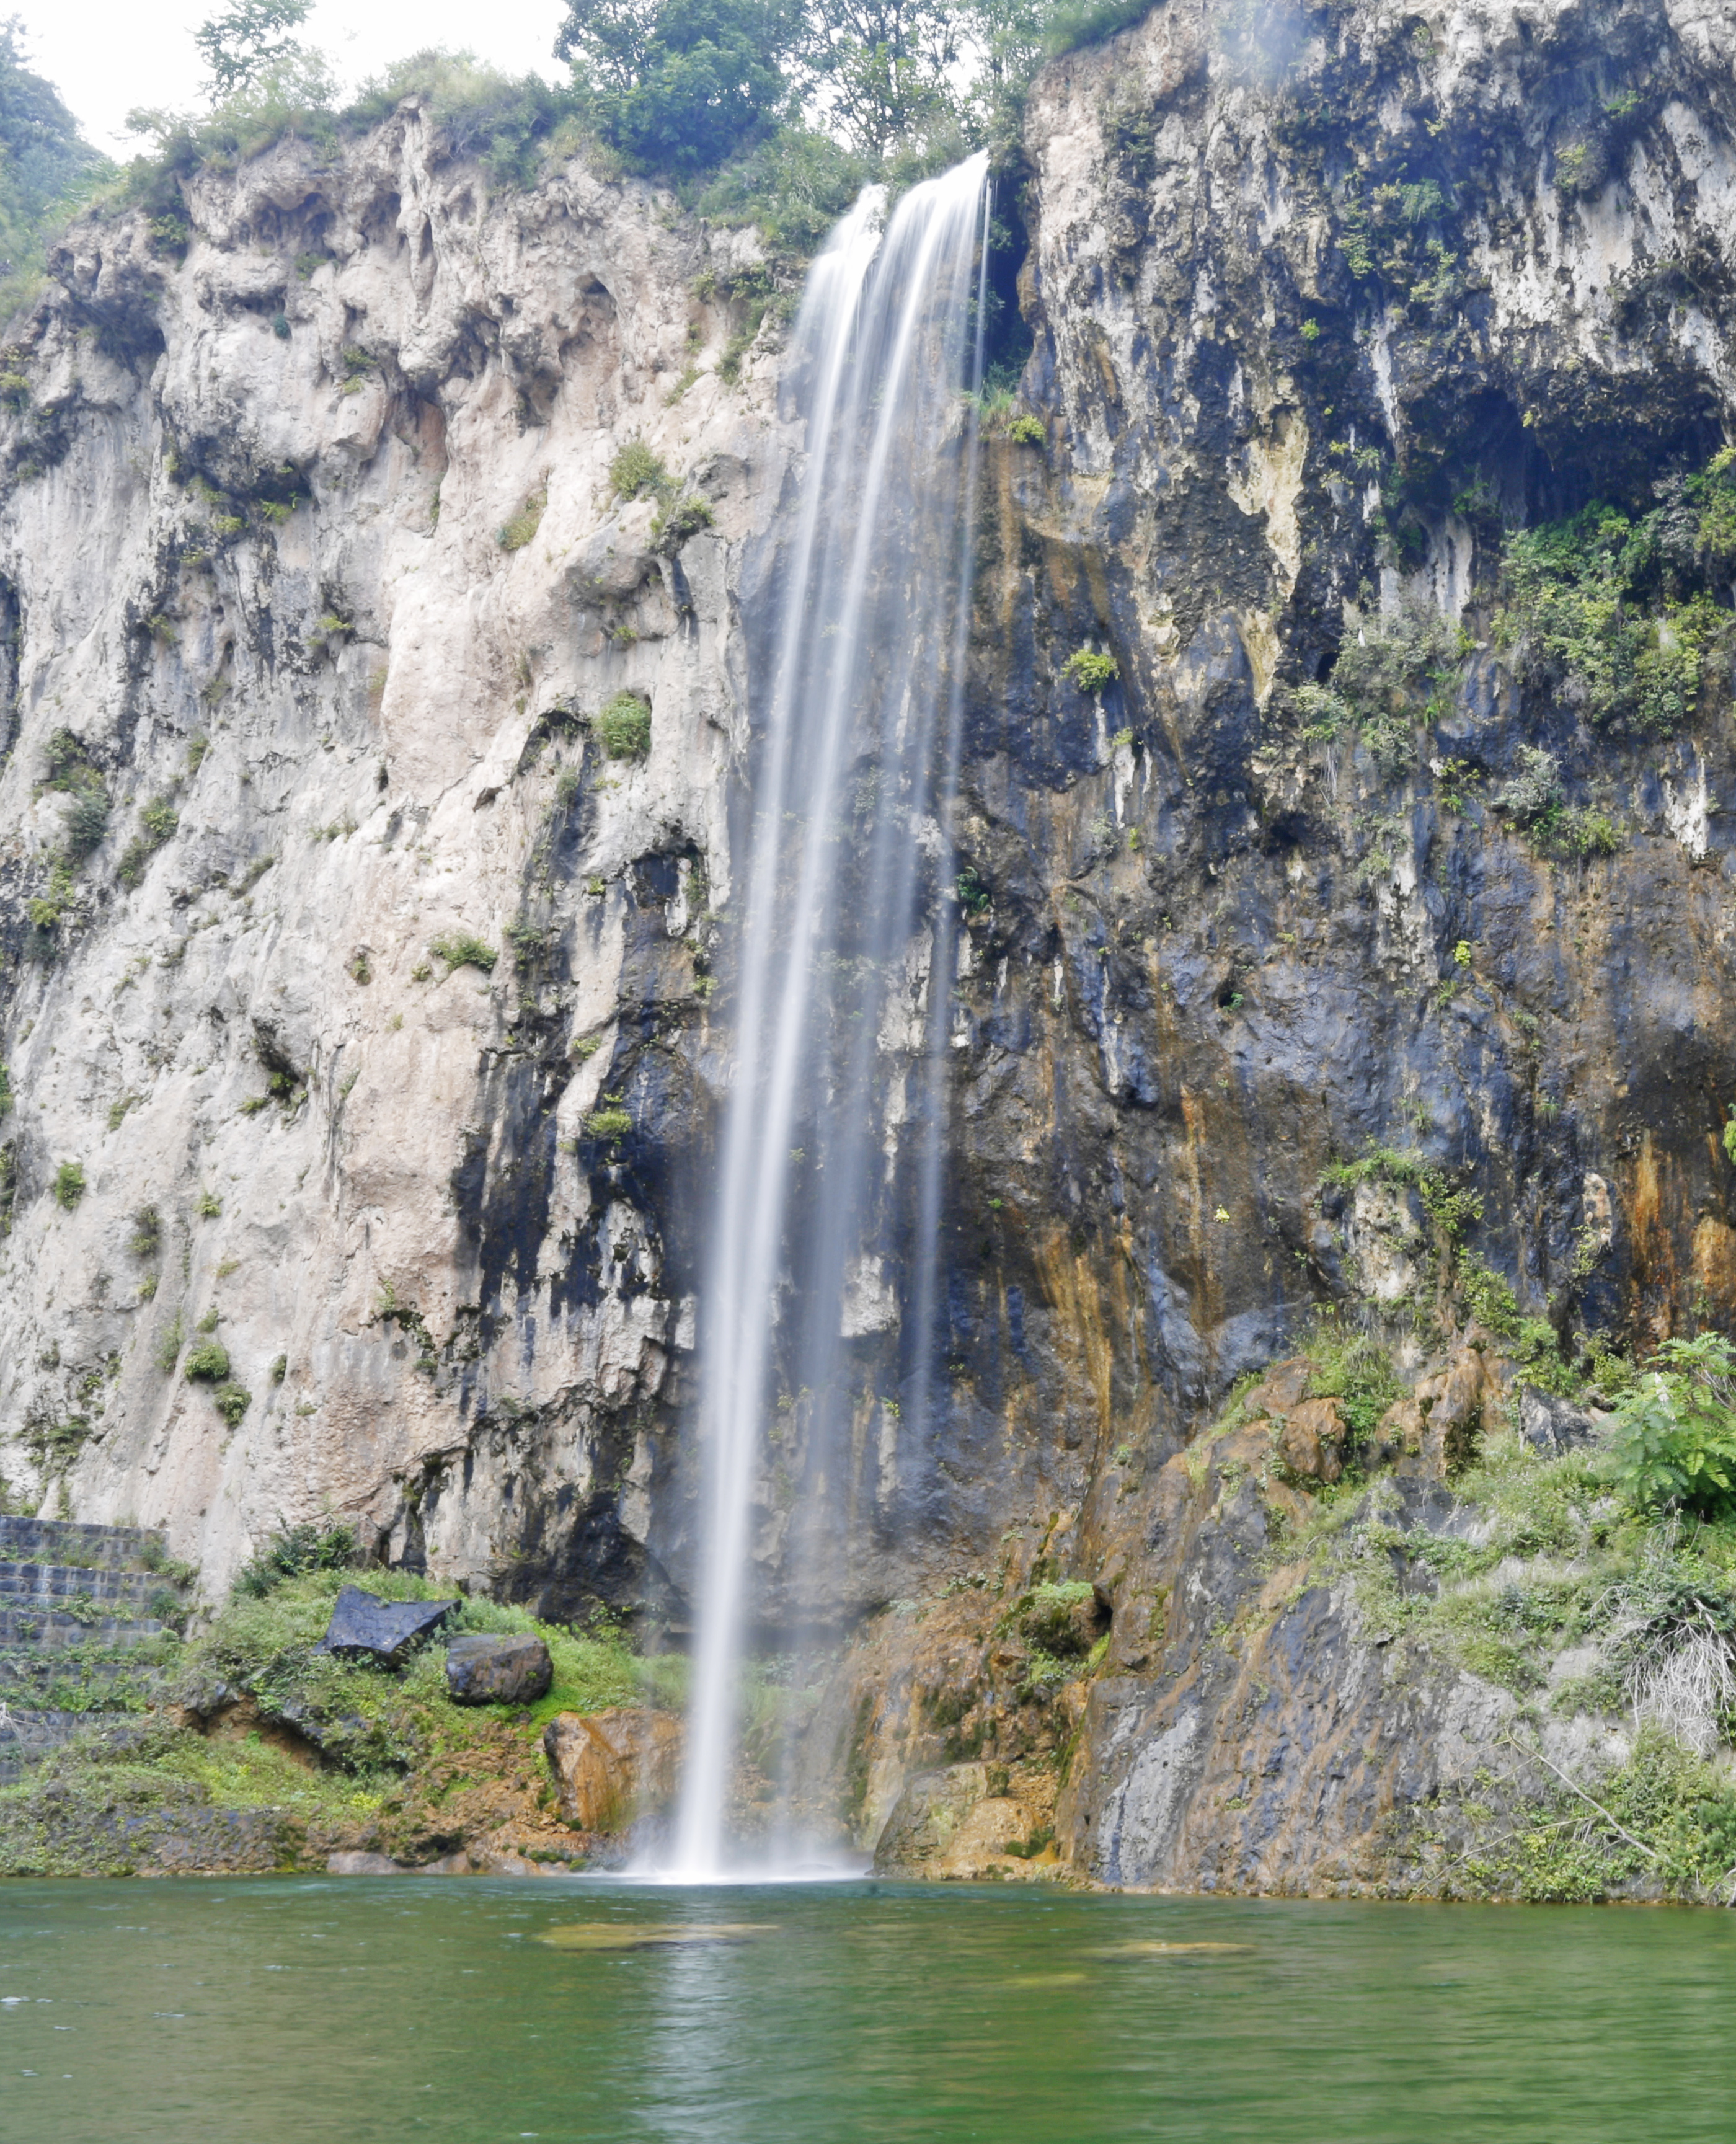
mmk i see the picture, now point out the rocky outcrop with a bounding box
[0,100,786,1606]
[542,1704,681,1832]
[853,0,1736,1889]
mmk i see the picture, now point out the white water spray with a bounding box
[664,153,991,1882]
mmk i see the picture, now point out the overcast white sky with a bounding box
[22,0,570,155]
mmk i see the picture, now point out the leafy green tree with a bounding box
[1602,1334,1736,1520]
[193,0,312,101]
[808,0,962,156]
[556,0,799,172]
[0,20,106,309]
[954,0,1050,139]
[0,17,101,218]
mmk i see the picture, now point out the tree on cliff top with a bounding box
[554,0,1111,180]
[556,0,802,172]
[193,0,314,101]
[0,17,101,216]
[0,19,108,312]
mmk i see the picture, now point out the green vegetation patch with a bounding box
[0,1548,662,1876]
[430,931,498,974]
[1463,1730,1736,1903]
[1062,648,1118,694]
[1294,604,1468,773]
[596,691,652,760]
[1489,748,1623,861]
[609,438,668,502]
[1600,1336,1736,1521]
[497,485,546,552]
[118,794,179,885]
[1494,454,1736,737]
[1303,1329,1404,1441]
[0,25,111,327]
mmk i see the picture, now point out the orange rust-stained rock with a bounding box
[1375,1397,1428,1461]
[1401,1336,1506,1477]
[1240,1357,1313,1418]
[542,1708,683,1833]
[1275,1396,1345,1483]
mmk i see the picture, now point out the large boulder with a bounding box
[445,1632,553,1706]
[1275,1396,1347,1485]
[316,1586,456,1668]
[1518,1386,1604,1455]
[542,1707,681,1833]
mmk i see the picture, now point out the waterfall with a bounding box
[665,152,990,1881]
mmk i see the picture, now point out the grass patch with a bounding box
[497,485,546,552]
[430,931,498,974]
[0,1557,673,1875]
[1303,1329,1404,1440]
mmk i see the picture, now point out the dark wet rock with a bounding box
[316,1587,456,1667]
[445,1632,552,1705]
[1518,1387,1604,1455]
[176,1675,239,1721]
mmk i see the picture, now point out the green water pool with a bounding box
[2,1876,1733,2142]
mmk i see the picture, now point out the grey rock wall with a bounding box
[0,102,782,1598]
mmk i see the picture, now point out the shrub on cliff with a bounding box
[430,931,498,974]
[234,1519,359,1597]
[1327,601,1467,771]
[1601,1337,1736,1522]
[609,437,668,500]
[1061,647,1118,693]
[1494,455,1736,737]
[497,486,547,551]
[1463,1727,1736,1903]
[1488,746,1624,862]
[596,691,652,758]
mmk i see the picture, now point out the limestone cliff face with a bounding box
[0,104,782,1597]
[830,0,1736,1890]
[6,0,1736,1895]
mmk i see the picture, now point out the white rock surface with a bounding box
[0,104,786,1591]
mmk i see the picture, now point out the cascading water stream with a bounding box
[663,153,990,1882]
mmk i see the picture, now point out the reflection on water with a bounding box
[538,1923,772,1953]
[2,1876,1734,2143]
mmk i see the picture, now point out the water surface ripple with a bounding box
[3,1877,1734,2141]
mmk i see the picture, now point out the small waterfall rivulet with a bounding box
[663,153,991,1880]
